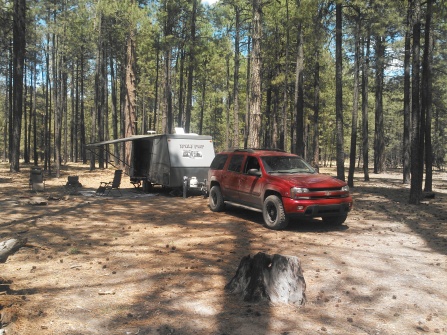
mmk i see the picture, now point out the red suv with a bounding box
[207,149,353,230]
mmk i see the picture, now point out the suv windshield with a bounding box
[261,156,315,174]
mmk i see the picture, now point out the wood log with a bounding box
[0,238,28,263]
[225,252,306,306]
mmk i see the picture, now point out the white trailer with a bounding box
[86,133,215,194]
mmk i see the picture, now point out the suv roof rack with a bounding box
[232,148,285,153]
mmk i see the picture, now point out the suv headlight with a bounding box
[291,187,310,199]
[341,185,349,192]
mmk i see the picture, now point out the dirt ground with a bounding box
[0,162,446,335]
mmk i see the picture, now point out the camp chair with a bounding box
[130,177,142,191]
[29,167,45,192]
[64,176,82,195]
[97,170,122,196]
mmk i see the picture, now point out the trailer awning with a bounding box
[86,134,212,147]
[85,135,152,147]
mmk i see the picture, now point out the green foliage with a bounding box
[0,0,446,175]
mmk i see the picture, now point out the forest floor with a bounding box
[0,162,446,335]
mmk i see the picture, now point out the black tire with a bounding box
[209,185,225,212]
[262,195,289,230]
[322,214,347,225]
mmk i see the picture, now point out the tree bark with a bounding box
[233,4,241,147]
[335,2,345,181]
[403,0,412,184]
[124,21,137,170]
[248,0,262,149]
[362,34,370,181]
[294,18,305,157]
[80,49,87,164]
[10,0,26,172]
[422,0,433,193]
[244,37,251,148]
[110,54,119,165]
[374,34,385,174]
[226,252,306,306]
[96,14,106,169]
[162,1,174,135]
[280,0,290,151]
[409,0,422,204]
[185,0,197,133]
[0,238,27,263]
[348,9,360,188]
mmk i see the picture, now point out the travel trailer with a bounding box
[86,133,215,194]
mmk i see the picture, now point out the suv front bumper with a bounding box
[283,197,353,218]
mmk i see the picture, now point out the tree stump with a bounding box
[225,252,306,306]
[0,238,27,263]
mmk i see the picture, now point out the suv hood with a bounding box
[268,173,346,189]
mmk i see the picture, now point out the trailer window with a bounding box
[210,154,228,170]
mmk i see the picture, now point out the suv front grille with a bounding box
[308,188,348,199]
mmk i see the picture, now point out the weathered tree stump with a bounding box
[225,252,306,306]
[0,238,27,263]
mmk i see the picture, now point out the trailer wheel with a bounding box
[209,185,225,212]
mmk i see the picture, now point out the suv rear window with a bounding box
[210,154,228,170]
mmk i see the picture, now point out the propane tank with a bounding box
[189,176,198,188]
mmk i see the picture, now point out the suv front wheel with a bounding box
[263,195,289,230]
[209,185,225,212]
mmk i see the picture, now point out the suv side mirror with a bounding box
[248,169,261,177]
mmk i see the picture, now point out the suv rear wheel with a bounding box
[263,195,289,230]
[209,185,225,212]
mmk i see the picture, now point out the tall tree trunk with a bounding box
[32,62,38,165]
[409,0,422,204]
[199,60,207,135]
[374,34,385,174]
[311,4,326,168]
[244,37,251,148]
[110,55,119,165]
[178,48,185,127]
[280,0,289,151]
[10,0,26,172]
[348,10,360,187]
[265,75,273,148]
[8,42,13,164]
[403,0,412,184]
[54,56,64,178]
[335,2,345,181]
[124,22,137,170]
[71,63,76,162]
[154,40,160,131]
[248,0,262,148]
[96,14,106,169]
[225,55,231,149]
[23,65,28,164]
[104,46,109,166]
[422,0,433,192]
[80,50,87,164]
[312,56,320,168]
[362,34,370,181]
[294,17,304,157]
[233,5,241,147]
[44,32,50,172]
[162,1,174,135]
[185,0,197,133]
